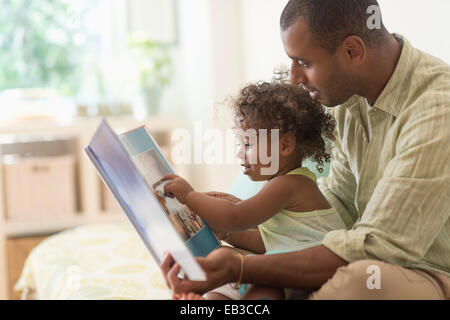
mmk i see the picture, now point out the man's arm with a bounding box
[162,245,347,294]
[323,102,450,265]
[241,245,348,290]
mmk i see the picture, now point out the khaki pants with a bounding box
[212,243,450,300]
[308,260,450,300]
[211,259,449,300]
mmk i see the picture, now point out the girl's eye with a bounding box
[236,142,251,147]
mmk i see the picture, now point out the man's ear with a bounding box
[340,35,366,66]
[280,133,296,157]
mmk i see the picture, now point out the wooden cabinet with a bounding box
[3,155,77,220]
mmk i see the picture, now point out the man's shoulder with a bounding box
[414,48,450,78]
[395,49,450,134]
[406,49,450,111]
[404,35,450,95]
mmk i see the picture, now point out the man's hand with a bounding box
[161,248,241,295]
[162,174,195,204]
[204,191,242,204]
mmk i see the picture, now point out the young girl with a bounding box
[163,81,346,300]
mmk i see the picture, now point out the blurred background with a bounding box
[0,0,449,300]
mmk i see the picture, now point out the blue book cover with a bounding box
[118,125,220,257]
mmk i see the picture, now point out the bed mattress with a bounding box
[14,222,171,300]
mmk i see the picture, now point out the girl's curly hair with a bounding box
[232,80,335,173]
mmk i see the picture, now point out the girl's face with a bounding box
[236,132,278,182]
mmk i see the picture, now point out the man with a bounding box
[162,0,450,299]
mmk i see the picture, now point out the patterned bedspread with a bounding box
[15,222,171,300]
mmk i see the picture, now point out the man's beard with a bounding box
[322,72,356,107]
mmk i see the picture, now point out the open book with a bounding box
[84,119,220,281]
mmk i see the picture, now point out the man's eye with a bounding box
[295,60,308,68]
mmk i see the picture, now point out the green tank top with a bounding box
[258,167,346,254]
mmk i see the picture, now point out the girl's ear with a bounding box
[280,133,296,157]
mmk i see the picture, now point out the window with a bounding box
[0,0,177,120]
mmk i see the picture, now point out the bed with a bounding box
[14,222,171,300]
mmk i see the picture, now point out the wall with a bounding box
[378,0,450,63]
[173,0,246,191]
[241,0,290,82]
[239,0,450,81]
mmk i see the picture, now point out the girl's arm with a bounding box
[203,192,266,253]
[162,174,298,232]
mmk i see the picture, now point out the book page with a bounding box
[130,148,205,242]
[119,125,220,257]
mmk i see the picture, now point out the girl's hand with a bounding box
[162,174,195,204]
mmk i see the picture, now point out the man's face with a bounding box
[281,19,356,107]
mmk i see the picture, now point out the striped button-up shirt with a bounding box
[318,35,450,276]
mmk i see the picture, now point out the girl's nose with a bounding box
[236,143,245,161]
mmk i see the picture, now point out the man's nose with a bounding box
[290,61,307,85]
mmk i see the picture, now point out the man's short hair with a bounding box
[280,0,389,53]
